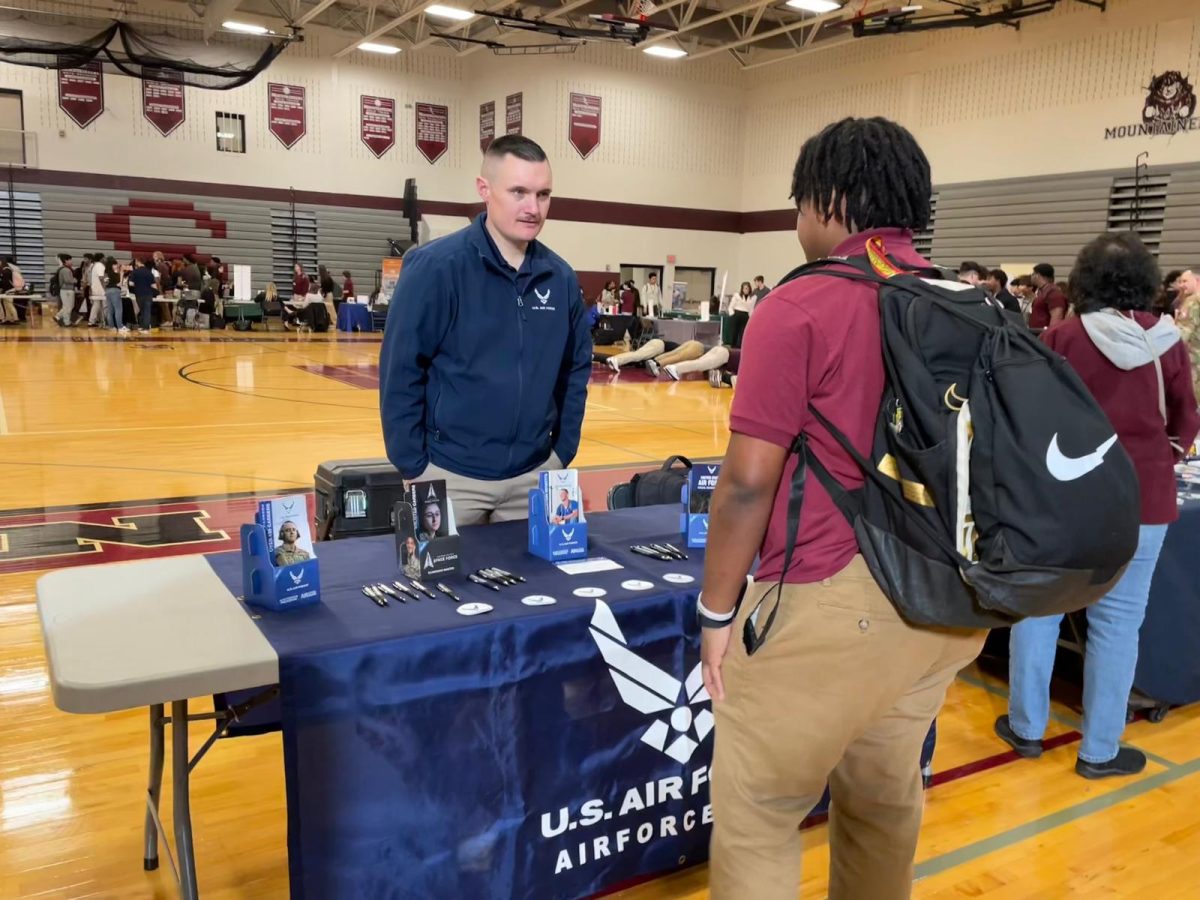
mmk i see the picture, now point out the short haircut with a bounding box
[58,252,71,263]
[484,134,547,164]
[1164,269,1183,288]
[958,261,987,278]
[1033,262,1055,280]
[790,117,931,233]
[754,275,765,282]
[1068,232,1160,314]
[648,272,657,279]
[1011,275,1033,289]
[988,268,1008,288]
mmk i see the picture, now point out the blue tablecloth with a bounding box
[1135,499,1200,705]
[208,507,712,900]
[337,303,374,332]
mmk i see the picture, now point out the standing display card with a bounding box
[398,479,461,578]
[529,468,588,561]
[682,464,720,548]
[540,469,584,525]
[257,495,317,568]
[243,493,320,611]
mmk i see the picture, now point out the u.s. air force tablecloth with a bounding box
[209,506,714,899]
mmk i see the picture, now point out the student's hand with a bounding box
[701,623,733,703]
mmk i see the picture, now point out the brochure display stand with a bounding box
[240,524,321,612]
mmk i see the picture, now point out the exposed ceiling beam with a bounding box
[686,5,850,60]
[333,0,440,56]
[410,0,521,51]
[452,0,691,56]
[639,0,775,48]
[200,0,246,38]
[688,11,840,60]
[744,5,766,37]
[297,0,342,26]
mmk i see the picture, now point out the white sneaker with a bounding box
[607,357,620,373]
[646,359,660,378]
[118,326,130,335]
[708,369,722,389]
[664,364,680,381]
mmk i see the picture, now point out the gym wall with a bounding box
[2,0,1199,291]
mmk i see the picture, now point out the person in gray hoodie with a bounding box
[998,232,1200,780]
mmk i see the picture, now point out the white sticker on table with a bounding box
[621,580,655,591]
[663,573,695,584]
[521,595,558,607]
[573,587,607,598]
[456,602,494,616]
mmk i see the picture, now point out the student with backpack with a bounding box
[698,117,1143,899]
[997,234,1200,778]
[696,117,988,900]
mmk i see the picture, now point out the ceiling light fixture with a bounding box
[222,20,270,35]
[358,41,403,54]
[643,44,687,59]
[425,4,475,21]
[784,0,841,13]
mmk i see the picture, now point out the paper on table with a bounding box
[555,557,623,576]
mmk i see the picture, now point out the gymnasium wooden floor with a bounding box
[2,325,1199,898]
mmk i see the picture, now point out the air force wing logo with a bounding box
[588,599,713,763]
[288,569,305,585]
[535,287,551,304]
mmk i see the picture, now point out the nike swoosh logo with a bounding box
[1045,433,1118,482]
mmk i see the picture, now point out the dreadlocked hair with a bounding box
[789,117,932,233]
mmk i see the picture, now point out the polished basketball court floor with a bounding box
[2,325,1199,898]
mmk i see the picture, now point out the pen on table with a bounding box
[362,586,387,607]
[468,573,502,592]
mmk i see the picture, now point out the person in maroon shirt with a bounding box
[284,263,312,329]
[1028,262,1067,329]
[998,233,1200,779]
[697,117,986,900]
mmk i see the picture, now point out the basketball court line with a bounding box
[0,416,380,438]
[914,756,1200,882]
[0,459,309,488]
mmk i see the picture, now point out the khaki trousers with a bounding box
[419,456,558,527]
[710,557,986,900]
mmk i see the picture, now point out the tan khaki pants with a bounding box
[419,457,557,527]
[710,558,986,900]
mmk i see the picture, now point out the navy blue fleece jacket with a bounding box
[379,214,592,480]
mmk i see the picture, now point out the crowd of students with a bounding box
[47,251,231,333]
[33,252,366,334]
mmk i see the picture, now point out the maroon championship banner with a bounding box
[568,92,601,159]
[361,95,396,158]
[58,63,104,129]
[505,92,523,135]
[480,101,496,153]
[415,102,449,164]
[142,76,185,137]
[268,82,306,149]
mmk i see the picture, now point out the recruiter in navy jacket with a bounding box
[379,135,593,525]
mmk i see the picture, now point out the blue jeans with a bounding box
[104,287,123,329]
[1008,524,1168,763]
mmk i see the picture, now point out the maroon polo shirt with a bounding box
[1029,282,1067,329]
[730,227,929,583]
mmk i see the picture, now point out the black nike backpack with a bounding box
[758,249,1141,637]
